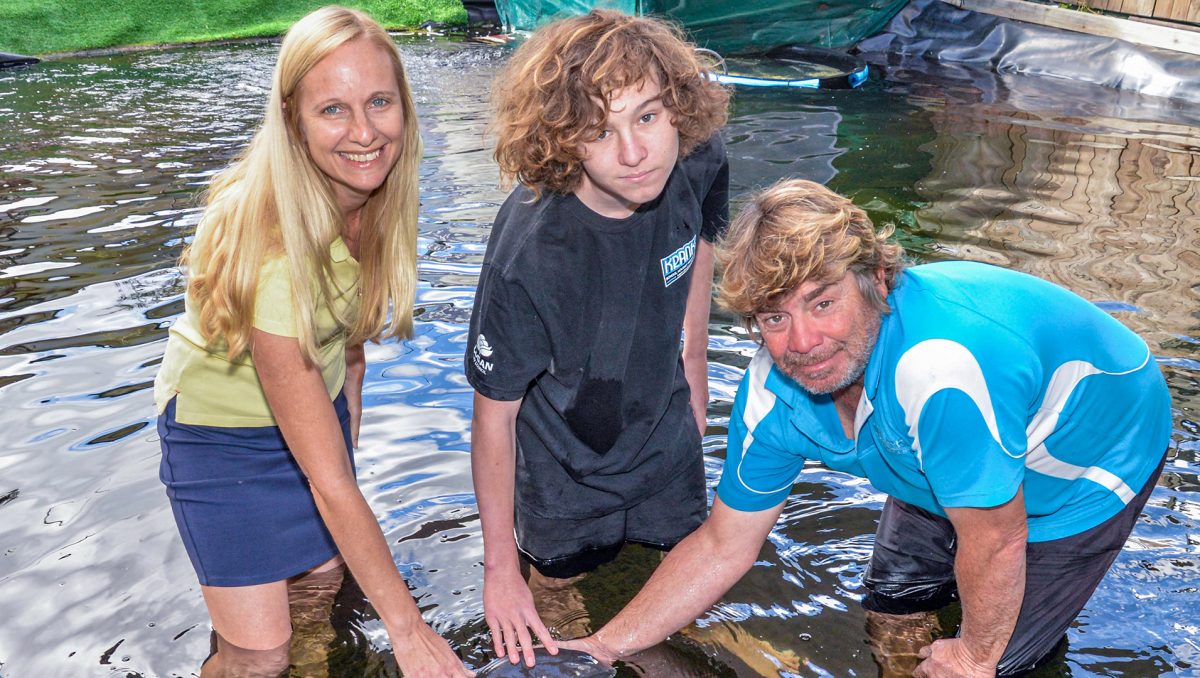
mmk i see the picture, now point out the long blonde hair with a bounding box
[184,5,422,363]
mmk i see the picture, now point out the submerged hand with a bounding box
[914,638,996,678]
[484,566,559,666]
[390,622,475,677]
[558,636,618,665]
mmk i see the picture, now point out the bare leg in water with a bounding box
[865,610,942,678]
[287,563,346,677]
[199,556,344,678]
[526,568,592,642]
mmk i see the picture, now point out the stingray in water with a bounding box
[475,649,615,677]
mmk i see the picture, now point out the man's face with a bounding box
[574,78,680,219]
[756,270,886,396]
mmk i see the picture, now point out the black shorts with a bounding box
[515,458,707,579]
[862,453,1166,677]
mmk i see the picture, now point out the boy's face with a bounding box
[575,78,680,219]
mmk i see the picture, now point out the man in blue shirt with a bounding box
[562,179,1172,677]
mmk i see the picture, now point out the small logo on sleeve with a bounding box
[473,334,495,374]
[661,234,697,287]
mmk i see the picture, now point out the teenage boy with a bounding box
[465,9,731,667]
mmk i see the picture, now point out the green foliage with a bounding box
[1056,2,1104,14]
[0,0,468,56]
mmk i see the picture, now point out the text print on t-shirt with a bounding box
[661,234,697,287]
[473,334,495,374]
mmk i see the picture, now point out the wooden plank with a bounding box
[940,0,1200,55]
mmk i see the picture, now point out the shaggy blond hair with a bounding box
[717,179,906,331]
[490,9,729,197]
[184,5,422,363]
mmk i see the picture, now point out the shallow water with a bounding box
[0,38,1196,677]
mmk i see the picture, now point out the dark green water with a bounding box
[0,38,1196,677]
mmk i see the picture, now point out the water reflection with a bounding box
[0,38,1196,677]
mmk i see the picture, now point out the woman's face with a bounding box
[294,38,405,218]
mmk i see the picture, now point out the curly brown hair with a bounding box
[717,179,906,334]
[490,9,729,197]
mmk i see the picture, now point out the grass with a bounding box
[0,0,469,57]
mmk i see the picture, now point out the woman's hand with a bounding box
[390,621,476,677]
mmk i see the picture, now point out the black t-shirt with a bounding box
[466,135,729,519]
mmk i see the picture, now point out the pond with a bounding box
[0,36,1197,677]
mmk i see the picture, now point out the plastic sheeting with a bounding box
[494,0,638,34]
[858,0,1200,104]
[657,0,910,53]
[492,0,910,52]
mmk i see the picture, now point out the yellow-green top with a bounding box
[154,237,359,427]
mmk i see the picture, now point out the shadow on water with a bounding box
[0,37,1196,677]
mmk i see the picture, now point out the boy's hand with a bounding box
[484,565,559,666]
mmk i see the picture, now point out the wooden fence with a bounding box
[1077,0,1200,24]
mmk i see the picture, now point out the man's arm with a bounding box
[915,488,1028,678]
[562,497,784,661]
[470,392,558,666]
[682,239,715,435]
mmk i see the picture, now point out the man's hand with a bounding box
[390,621,476,677]
[914,638,996,678]
[558,635,619,665]
[483,564,559,667]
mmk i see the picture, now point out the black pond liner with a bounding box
[708,45,870,90]
[1,52,39,69]
[859,0,1200,104]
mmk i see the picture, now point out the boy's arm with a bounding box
[471,391,559,667]
[682,239,715,434]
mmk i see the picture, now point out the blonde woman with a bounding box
[153,7,473,677]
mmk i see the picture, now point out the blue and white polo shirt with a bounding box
[716,261,1172,541]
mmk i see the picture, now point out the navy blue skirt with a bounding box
[158,392,355,587]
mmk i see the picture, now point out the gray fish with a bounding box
[475,649,616,677]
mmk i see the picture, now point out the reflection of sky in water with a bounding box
[0,39,1197,677]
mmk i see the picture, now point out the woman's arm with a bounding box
[344,342,365,447]
[252,329,472,677]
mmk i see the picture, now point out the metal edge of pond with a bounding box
[703,45,870,90]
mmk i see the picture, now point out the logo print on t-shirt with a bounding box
[473,334,494,374]
[661,234,697,287]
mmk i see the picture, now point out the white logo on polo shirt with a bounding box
[473,334,494,374]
